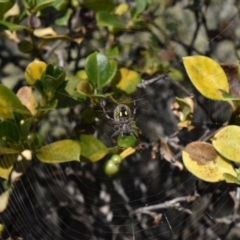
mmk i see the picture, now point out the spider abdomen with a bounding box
[121,123,132,136]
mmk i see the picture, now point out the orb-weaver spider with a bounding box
[101,101,141,144]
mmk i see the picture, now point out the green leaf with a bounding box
[65,76,86,101]
[36,139,81,163]
[0,20,29,31]
[168,68,184,81]
[18,40,33,53]
[106,46,119,58]
[96,11,125,30]
[223,173,240,184]
[0,121,19,142]
[212,125,240,162]
[41,64,66,90]
[37,99,58,110]
[19,117,34,138]
[218,89,240,101]
[113,68,141,94]
[78,134,108,162]
[135,0,148,16]
[183,56,229,100]
[33,0,55,13]
[51,0,67,11]
[0,147,19,155]
[83,0,115,12]
[0,84,29,119]
[0,0,14,19]
[26,133,44,150]
[55,9,72,26]
[175,97,192,121]
[85,52,117,89]
[117,134,137,148]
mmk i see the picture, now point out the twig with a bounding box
[137,74,168,89]
[132,192,199,215]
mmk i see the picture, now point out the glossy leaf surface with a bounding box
[183,56,229,100]
[85,52,117,89]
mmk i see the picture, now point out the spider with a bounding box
[101,101,141,145]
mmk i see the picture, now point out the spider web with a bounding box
[1,1,240,240]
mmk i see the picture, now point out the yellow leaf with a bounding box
[0,188,12,213]
[75,70,88,80]
[25,59,47,85]
[4,3,20,19]
[183,56,229,100]
[119,147,136,159]
[115,3,129,15]
[114,68,141,94]
[182,141,236,182]
[33,27,57,37]
[212,125,240,162]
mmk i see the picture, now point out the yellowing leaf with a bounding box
[119,147,136,159]
[3,2,20,19]
[17,86,38,115]
[183,56,229,100]
[77,80,94,96]
[115,3,129,15]
[173,97,194,129]
[78,134,108,162]
[182,141,236,182]
[33,27,57,37]
[25,59,47,85]
[223,173,240,184]
[75,70,88,80]
[0,85,28,119]
[36,140,81,163]
[212,125,240,162]
[114,68,141,94]
[0,188,12,213]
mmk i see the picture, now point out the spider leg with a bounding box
[132,126,142,135]
[132,131,142,150]
[101,100,113,120]
[111,129,121,143]
[133,100,137,117]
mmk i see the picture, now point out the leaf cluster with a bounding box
[182,56,240,185]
